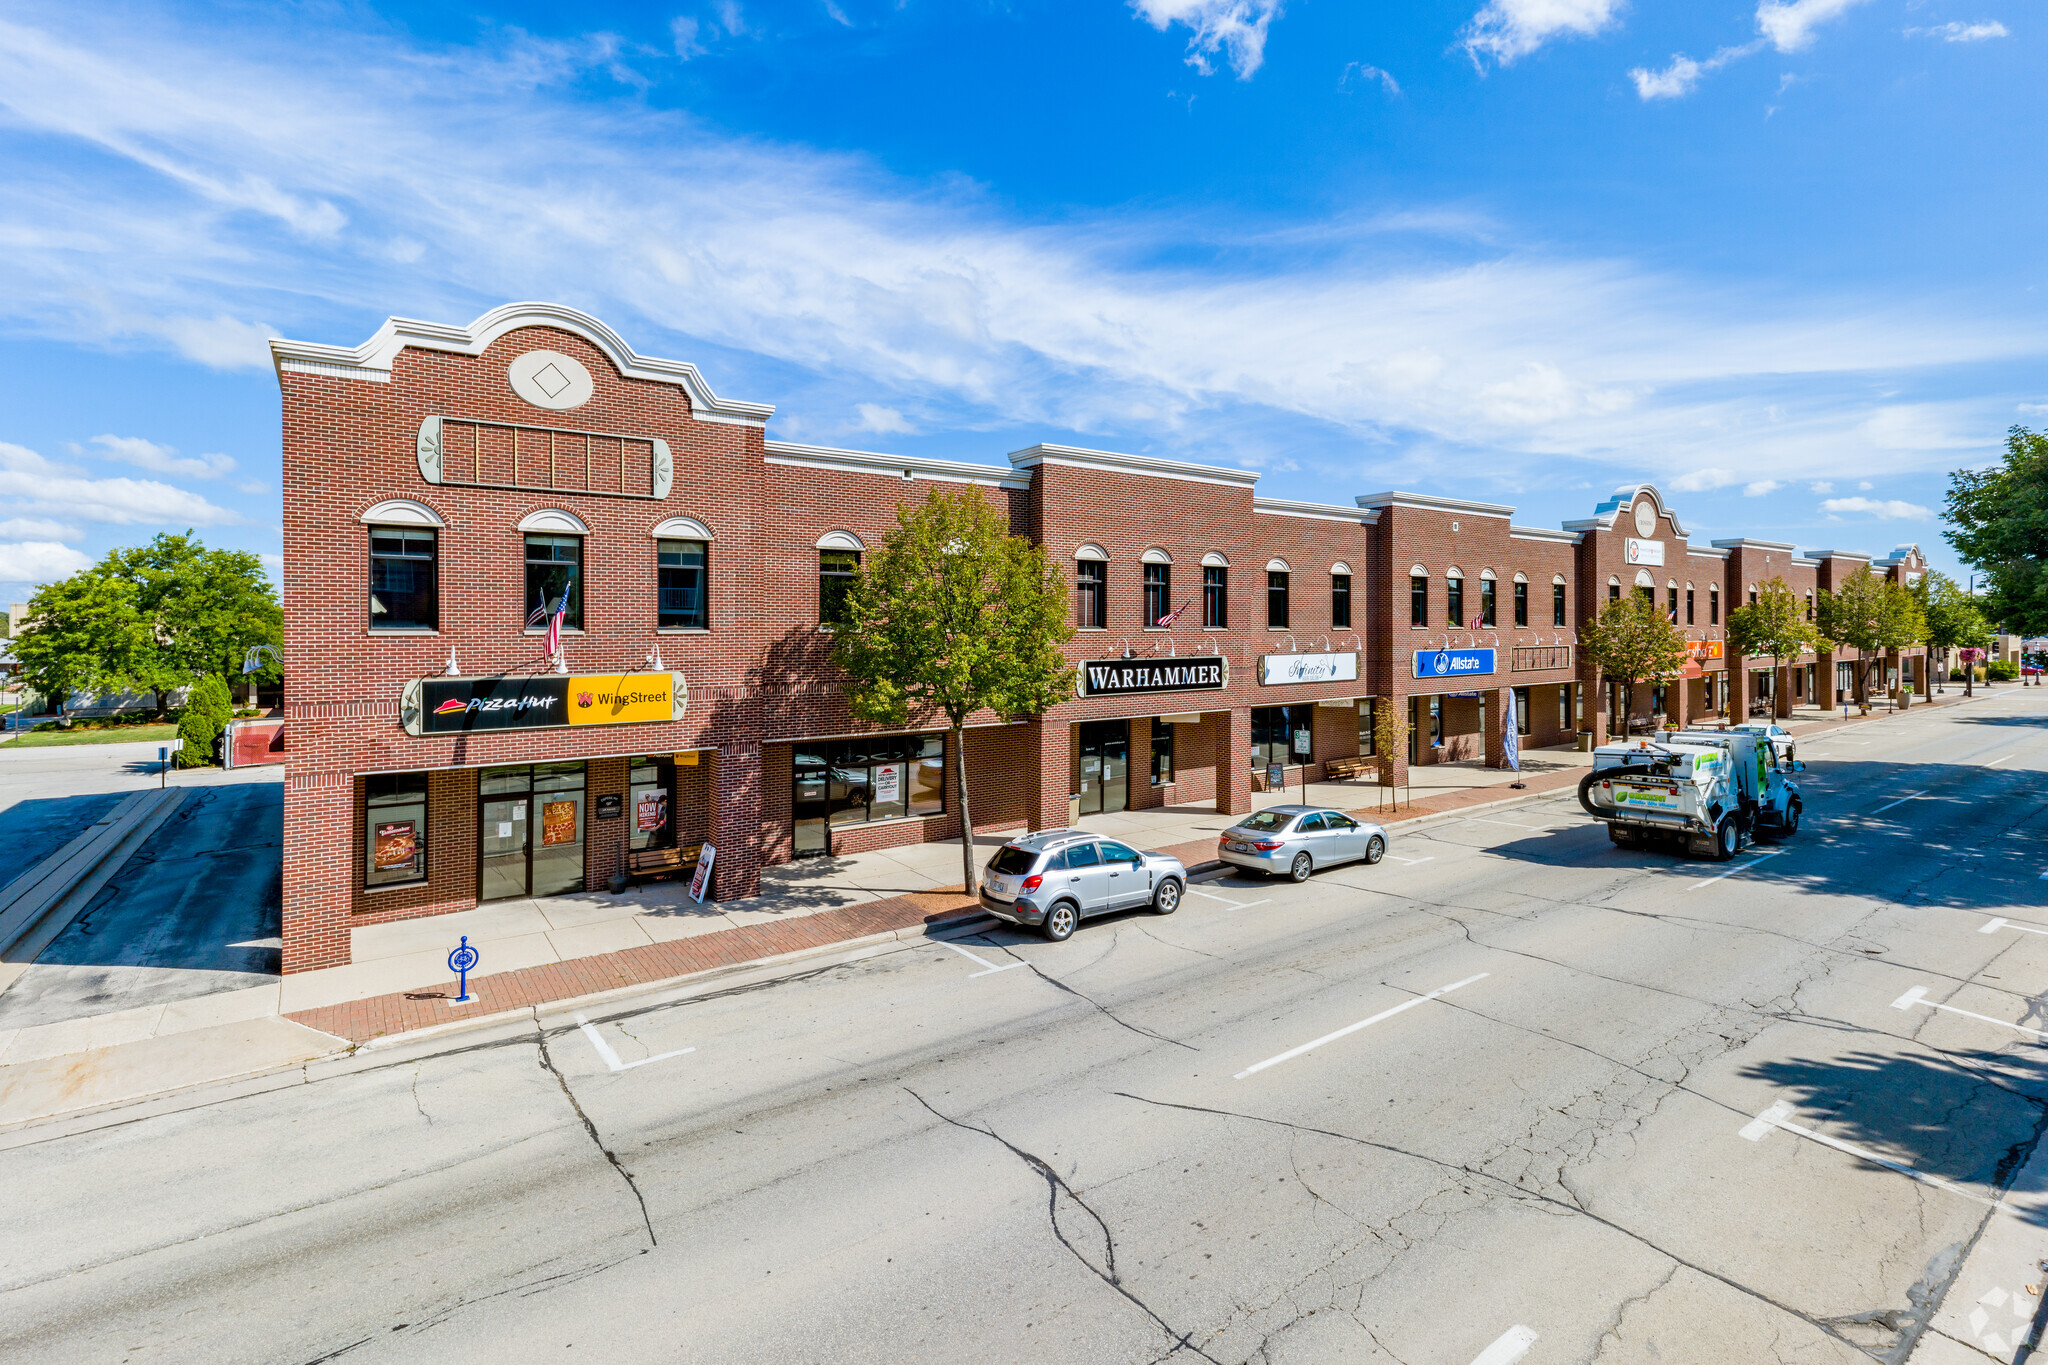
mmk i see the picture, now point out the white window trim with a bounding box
[1141,547,1171,564]
[652,516,714,540]
[1553,574,1567,586]
[361,498,444,528]
[1330,561,1352,577]
[1202,551,1230,568]
[1075,543,1108,562]
[1410,564,1429,578]
[817,530,866,552]
[1445,566,1464,581]
[518,508,590,535]
[1512,571,1527,584]
[1635,569,1655,587]
[1266,557,1291,573]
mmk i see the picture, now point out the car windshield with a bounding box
[987,846,1039,875]
[1236,810,1298,833]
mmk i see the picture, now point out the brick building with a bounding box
[272,303,1927,972]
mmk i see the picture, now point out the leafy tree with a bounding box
[1372,697,1409,793]
[1578,593,1688,735]
[11,532,281,718]
[175,674,235,768]
[829,488,1074,896]
[1818,567,1925,703]
[1726,578,1818,716]
[1913,572,1992,695]
[1946,426,2048,636]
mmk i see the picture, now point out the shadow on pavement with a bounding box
[0,791,129,888]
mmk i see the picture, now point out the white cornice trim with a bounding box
[1508,525,1579,543]
[1354,491,1514,519]
[1252,496,1378,524]
[270,302,775,428]
[1009,444,1260,490]
[1801,549,1873,563]
[1568,483,1691,538]
[1709,538,1798,552]
[764,440,1024,489]
[1687,546,1731,560]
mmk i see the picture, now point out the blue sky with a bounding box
[0,0,2041,602]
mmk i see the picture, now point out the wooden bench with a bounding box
[626,842,704,885]
[1322,756,1377,782]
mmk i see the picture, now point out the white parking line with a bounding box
[1386,854,1435,865]
[1738,1098,2010,1213]
[1466,818,1551,831]
[575,1013,697,1072]
[1891,986,2048,1039]
[1978,917,2048,937]
[1188,889,1272,911]
[1469,1325,1539,1365]
[1684,849,1786,891]
[1985,754,2016,767]
[1873,790,1928,813]
[943,942,1028,976]
[1235,973,1488,1079]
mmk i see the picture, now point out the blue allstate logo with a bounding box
[1433,651,1452,675]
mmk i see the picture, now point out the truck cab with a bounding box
[1579,731,1802,860]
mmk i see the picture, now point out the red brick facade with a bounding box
[272,304,1928,972]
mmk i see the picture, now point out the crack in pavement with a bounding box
[1113,1090,1875,1357]
[1589,1261,1681,1362]
[535,1027,657,1248]
[1026,962,1200,1051]
[904,1087,1222,1363]
[409,1064,433,1127]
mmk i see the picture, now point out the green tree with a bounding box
[829,488,1075,896]
[1373,696,1410,794]
[1578,593,1688,735]
[11,533,282,718]
[1946,426,2048,636]
[1914,572,1993,695]
[176,674,235,767]
[1817,568,1924,704]
[1726,578,1819,716]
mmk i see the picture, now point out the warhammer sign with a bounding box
[1078,658,1228,697]
[403,672,688,735]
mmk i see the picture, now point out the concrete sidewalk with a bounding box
[0,696,1978,1127]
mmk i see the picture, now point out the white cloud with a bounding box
[1744,479,1782,496]
[2019,402,2048,415]
[1821,496,1931,519]
[1340,62,1400,95]
[1906,20,2008,42]
[713,1,747,38]
[1756,0,1872,54]
[1461,0,1624,66]
[0,516,82,539]
[1808,480,1833,494]
[0,540,91,583]
[90,433,236,479]
[1131,0,1282,79]
[0,441,243,526]
[853,403,915,434]
[1629,42,1762,100]
[0,8,2038,496]
[1858,480,1874,489]
[1670,467,1743,492]
[671,16,706,58]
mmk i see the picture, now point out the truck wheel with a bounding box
[1780,802,1800,837]
[1713,817,1739,861]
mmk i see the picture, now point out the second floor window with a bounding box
[1446,575,1464,628]
[1144,563,1170,626]
[820,548,860,626]
[1479,578,1497,628]
[525,534,583,630]
[1553,582,1567,626]
[369,527,436,630]
[1513,580,1528,627]
[1267,571,1290,628]
[1203,567,1228,628]
[1331,573,1351,628]
[1411,575,1428,627]
[1687,587,1695,624]
[657,539,707,629]
[1667,585,1679,622]
[1710,585,1720,624]
[1076,560,1106,628]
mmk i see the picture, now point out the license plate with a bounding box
[1229,842,1249,853]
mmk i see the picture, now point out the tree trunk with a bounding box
[154,689,169,721]
[951,721,976,898]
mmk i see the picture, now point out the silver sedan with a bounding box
[1217,804,1388,882]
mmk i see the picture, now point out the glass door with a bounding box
[792,749,830,856]
[530,762,586,897]
[480,796,530,901]
[1077,721,1129,815]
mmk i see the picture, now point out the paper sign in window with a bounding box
[636,791,668,833]
[542,800,578,846]
[373,821,418,872]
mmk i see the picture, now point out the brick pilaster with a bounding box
[1216,707,1252,816]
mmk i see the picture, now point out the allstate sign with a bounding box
[1412,648,1496,679]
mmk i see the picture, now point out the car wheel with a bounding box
[1363,835,1385,865]
[1043,902,1078,941]
[1714,817,1739,861]
[1152,879,1181,915]
[1289,852,1313,882]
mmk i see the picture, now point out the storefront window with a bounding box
[1251,705,1314,769]
[658,539,707,629]
[369,528,436,631]
[364,772,427,887]
[1429,695,1443,747]
[1150,722,1174,785]
[525,534,583,629]
[479,762,586,901]
[796,734,944,829]
[1358,698,1376,756]
[629,755,674,851]
[1515,687,1532,736]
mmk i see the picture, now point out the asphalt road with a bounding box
[3,691,2046,1365]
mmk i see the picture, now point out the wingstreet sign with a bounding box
[402,672,689,735]
[1077,658,1228,697]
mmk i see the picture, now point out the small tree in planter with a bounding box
[1373,697,1411,812]
[1578,594,1688,739]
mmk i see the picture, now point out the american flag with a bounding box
[529,590,571,658]
[1470,615,1485,631]
[1155,598,1192,628]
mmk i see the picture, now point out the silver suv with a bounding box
[979,830,1187,941]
